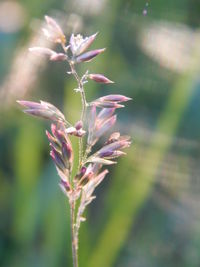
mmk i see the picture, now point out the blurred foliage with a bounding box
[1,0,200,267]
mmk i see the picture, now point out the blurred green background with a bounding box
[1,0,200,266]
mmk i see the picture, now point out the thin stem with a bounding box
[82,144,92,164]
[69,62,87,120]
[60,45,88,267]
[70,201,78,267]
[60,43,88,169]
[68,61,88,169]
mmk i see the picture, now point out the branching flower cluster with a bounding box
[17,15,131,267]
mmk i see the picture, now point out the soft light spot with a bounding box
[143,2,149,16]
[0,1,26,33]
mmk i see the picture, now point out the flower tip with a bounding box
[28,47,40,54]
[45,130,50,136]
[44,15,51,22]
[109,80,115,84]
[117,104,124,108]
[103,77,114,84]
[105,169,109,175]
[17,100,25,108]
[23,109,30,115]
[16,100,27,107]
[93,32,99,38]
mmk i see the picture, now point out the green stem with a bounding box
[70,201,78,267]
[69,61,87,169]
[61,44,88,266]
[61,44,88,169]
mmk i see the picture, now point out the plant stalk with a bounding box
[70,201,78,267]
[68,61,88,267]
[69,61,87,169]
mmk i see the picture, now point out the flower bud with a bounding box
[51,124,57,137]
[97,108,115,121]
[104,132,121,145]
[48,123,74,174]
[70,33,98,56]
[77,164,95,186]
[50,124,68,145]
[98,94,132,103]
[23,108,58,121]
[17,100,66,122]
[99,150,126,159]
[65,126,86,137]
[99,150,114,158]
[95,115,117,138]
[75,166,87,182]
[77,32,98,55]
[91,101,124,109]
[98,139,131,155]
[46,130,55,143]
[75,129,86,137]
[62,142,73,164]
[91,94,131,109]
[88,106,96,131]
[82,169,109,198]
[75,48,105,63]
[29,47,67,62]
[43,15,66,44]
[17,100,41,109]
[55,129,68,144]
[40,101,65,120]
[94,169,109,186]
[46,130,60,150]
[50,53,67,61]
[60,179,71,192]
[88,74,114,84]
[75,120,83,130]
[80,166,87,176]
[65,127,77,135]
[87,157,116,165]
[87,105,97,146]
[111,150,126,157]
[50,149,66,171]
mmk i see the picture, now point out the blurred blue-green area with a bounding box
[1,0,200,266]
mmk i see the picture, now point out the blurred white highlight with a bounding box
[70,0,107,15]
[140,22,200,73]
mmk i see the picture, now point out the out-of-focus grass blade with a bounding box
[87,69,197,267]
[13,119,44,244]
[34,163,72,267]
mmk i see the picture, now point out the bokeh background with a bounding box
[1,0,200,266]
